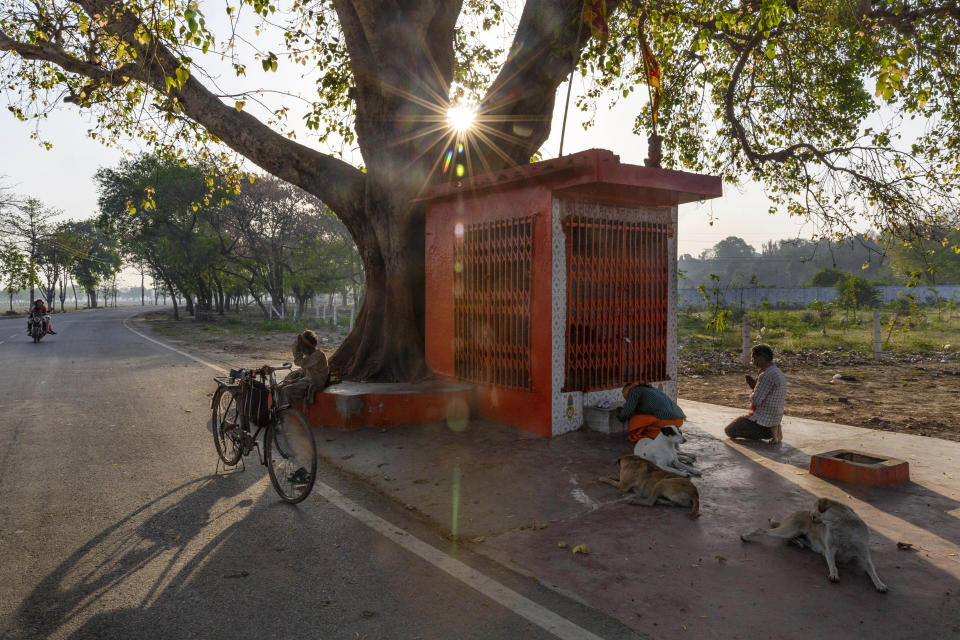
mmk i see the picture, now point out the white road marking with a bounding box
[315,483,607,640]
[123,317,606,640]
[122,318,226,373]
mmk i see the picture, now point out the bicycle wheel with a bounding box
[265,409,317,503]
[212,386,243,465]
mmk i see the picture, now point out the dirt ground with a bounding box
[137,310,343,363]
[678,348,960,442]
[137,310,960,442]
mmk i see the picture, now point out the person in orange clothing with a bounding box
[616,382,685,442]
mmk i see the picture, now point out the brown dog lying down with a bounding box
[600,455,700,519]
[741,497,887,593]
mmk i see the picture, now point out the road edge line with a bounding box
[314,483,607,640]
[122,318,227,374]
[121,316,608,640]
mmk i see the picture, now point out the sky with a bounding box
[0,8,817,285]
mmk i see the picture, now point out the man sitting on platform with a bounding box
[616,382,686,442]
[279,329,329,407]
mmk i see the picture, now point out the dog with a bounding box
[600,455,700,518]
[741,497,887,592]
[632,426,701,477]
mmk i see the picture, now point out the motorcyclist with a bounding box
[27,300,56,335]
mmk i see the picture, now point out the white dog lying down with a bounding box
[741,497,888,593]
[632,425,701,477]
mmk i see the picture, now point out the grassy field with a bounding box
[137,303,960,440]
[679,306,960,357]
[677,304,960,440]
[147,310,355,338]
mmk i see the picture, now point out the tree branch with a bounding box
[481,0,627,165]
[4,1,367,226]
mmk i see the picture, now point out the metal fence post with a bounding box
[741,314,751,366]
[873,309,882,360]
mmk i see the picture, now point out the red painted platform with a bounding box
[297,380,473,430]
[809,449,910,487]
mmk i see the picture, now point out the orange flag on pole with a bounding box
[639,31,662,128]
[640,37,660,88]
[582,0,608,48]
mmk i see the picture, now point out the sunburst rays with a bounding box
[369,70,548,198]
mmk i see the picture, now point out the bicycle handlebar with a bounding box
[228,363,292,380]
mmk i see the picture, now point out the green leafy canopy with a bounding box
[1,0,958,241]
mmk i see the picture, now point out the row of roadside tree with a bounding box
[1,154,362,320]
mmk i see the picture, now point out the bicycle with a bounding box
[211,363,318,503]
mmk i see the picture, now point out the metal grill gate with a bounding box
[563,216,669,391]
[453,217,534,391]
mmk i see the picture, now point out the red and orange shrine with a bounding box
[421,149,722,437]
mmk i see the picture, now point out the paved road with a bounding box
[0,307,639,640]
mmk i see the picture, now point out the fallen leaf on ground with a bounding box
[557,541,568,549]
[572,544,591,555]
[715,555,726,563]
[897,541,915,551]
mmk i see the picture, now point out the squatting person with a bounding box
[617,381,686,442]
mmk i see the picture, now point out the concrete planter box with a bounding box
[809,449,909,487]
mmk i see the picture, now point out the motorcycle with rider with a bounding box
[27,300,56,342]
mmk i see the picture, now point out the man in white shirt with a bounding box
[724,343,786,443]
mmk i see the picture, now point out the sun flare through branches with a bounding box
[446,104,477,133]
[380,79,546,195]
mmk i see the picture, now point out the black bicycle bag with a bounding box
[243,378,271,426]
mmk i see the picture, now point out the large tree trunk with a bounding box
[249,287,269,319]
[167,283,179,320]
[215,279,224,314]
[320,0,590,381]
[329,192,428,380]
[58,274,66,312]
[2,0,594,382]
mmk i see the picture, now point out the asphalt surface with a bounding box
[0,307,642,640]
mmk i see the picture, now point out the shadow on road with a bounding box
[3,472,282,640]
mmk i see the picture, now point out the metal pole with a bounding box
[741,314,751,366]
[559,6,587,157]
[873,309,882,360]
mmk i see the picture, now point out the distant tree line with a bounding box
[1,155,362,319]
[0,191,122,312]
[679,232,960,290]
[96,155,363,321]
